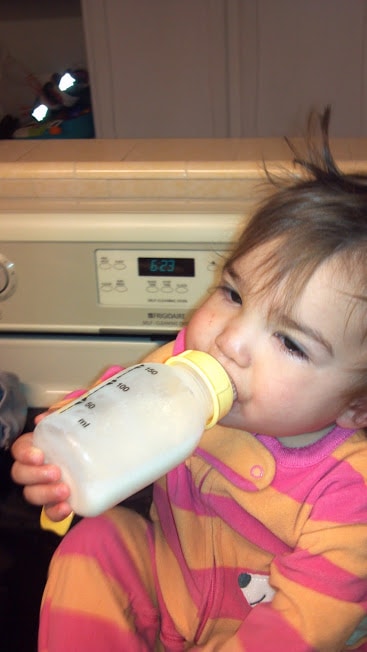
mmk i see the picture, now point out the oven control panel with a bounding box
[0,210,243,334]
[0,241,230,334]
[94,248,225,330]
[95,248,223,310]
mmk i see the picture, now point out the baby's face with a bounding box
[186,245,367,439]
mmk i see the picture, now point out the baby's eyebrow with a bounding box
[225,264,334,356]
[275,313,334,357]
[224,264,243,286]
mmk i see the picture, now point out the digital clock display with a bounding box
[138,257,195,277]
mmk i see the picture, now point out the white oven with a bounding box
[0,211,243,409]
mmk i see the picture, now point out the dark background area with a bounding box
[0,408,60,652]
[0,409,152,652]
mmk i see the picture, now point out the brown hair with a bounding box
[225,106,367,409]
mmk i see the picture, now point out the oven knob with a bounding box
[0,254,16,300]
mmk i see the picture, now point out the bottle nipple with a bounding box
[165,350,235,428]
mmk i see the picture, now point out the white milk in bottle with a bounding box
[34,350,235,517]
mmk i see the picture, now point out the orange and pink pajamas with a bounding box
[38,333,367,651]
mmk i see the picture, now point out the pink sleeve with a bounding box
[173,328,186,355]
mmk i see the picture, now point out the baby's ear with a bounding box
[336,397,367,429]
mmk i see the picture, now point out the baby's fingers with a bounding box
[22,480,70,508]
[42,501,74,523]
[11,432,44,465]
[11,459,62,487]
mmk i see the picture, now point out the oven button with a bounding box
[0,254,16,300]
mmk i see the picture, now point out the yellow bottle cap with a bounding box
[40,507,74,536]
[165,350,234,428]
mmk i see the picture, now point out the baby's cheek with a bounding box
[184,323,196,350]
[185,313,206,350]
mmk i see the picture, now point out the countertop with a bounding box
[0,137,366,213]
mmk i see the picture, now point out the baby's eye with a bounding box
[219,285,242,305]
[275,332,308,361]
[228,288,242,304]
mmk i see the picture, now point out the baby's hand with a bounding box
[11,432,72,522]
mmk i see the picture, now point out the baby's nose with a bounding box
[215,318,253,368]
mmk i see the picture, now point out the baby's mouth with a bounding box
[230,378,238,402]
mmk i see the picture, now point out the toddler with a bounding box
[11,108,367,651]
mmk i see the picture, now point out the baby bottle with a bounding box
[33,350,235,517]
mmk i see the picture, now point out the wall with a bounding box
[0,0,86,119]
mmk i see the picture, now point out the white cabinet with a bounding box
[249,0,367,137]
[82,0,367,138]
[82,0,228,138]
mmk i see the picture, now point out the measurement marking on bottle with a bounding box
[78,418,91,428]
[117,382,130,391]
